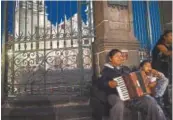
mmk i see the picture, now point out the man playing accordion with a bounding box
[98,49,166,120]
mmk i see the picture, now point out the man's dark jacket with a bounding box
[97,63,131,95]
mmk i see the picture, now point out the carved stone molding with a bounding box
[107,1,128,8]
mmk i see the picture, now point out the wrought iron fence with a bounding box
[2,1,94,98]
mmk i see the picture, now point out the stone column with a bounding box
[93,1,140,76]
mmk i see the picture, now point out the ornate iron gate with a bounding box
[2,1,94,98]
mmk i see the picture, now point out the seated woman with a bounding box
[139,60,169,107]
[97,49,166,120]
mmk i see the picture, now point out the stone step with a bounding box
[64,117,93,120]
[11,81,91,96]
[2,102,93,120]
[2,116,93,120]
[6,95,90,106]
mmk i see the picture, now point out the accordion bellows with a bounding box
[113,71,151,101]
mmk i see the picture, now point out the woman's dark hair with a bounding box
[155,30,172,45]
[139,60,151,68]
[108,49,122,58]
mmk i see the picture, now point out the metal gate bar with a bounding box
[2,1,94,99]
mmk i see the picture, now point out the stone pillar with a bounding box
[93,1,140,76]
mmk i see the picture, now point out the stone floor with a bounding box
[2,95,93,120]
[2,103,93,120]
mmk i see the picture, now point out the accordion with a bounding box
[113,71,151,101]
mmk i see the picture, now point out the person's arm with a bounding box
[157,44,172,56]
[151,69,161,78]
[151,69,168,80]
[97,73,109,89]
[149,69,169,86]
[157,71,169,82]
[97,70,117,89]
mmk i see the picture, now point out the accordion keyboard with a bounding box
[113,76,130,101]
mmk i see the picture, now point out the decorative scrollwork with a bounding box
[6,1,94,96]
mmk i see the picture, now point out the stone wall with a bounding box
[93,1,140,76]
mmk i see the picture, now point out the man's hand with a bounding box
[148,82,157,88]
[108,81,118,88]
[151,69,161,78]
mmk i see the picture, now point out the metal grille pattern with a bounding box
[3,1,94,97]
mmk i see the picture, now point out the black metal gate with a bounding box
[2,1,94,99]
